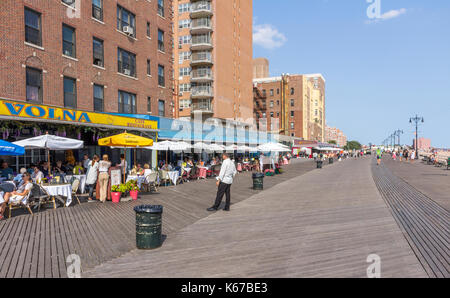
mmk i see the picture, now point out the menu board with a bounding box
[110,169,122,186]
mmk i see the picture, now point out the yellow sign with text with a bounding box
[0,99,158,130]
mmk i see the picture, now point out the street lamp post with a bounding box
[394,129,404,147]
[409,115,424,159]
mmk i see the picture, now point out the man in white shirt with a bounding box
[207,153,237,212]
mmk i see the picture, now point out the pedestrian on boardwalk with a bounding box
[98,154,111,203]
[376,148,382,165]
[86,155,99,202]
[207,153,237,212]
[410,150,416,161]
[403,149,409,162]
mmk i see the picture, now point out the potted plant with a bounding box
[111,184,127,203]
[127,180,139,201]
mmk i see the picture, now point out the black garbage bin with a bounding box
[252,173,265,190]
[329,158,334,164]
[134,205,163,250]
[316,160,323,169]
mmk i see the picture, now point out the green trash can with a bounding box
[329,158,334,164]
[252,173,264,190]
[316,160,323,169]
[134,205,163,250]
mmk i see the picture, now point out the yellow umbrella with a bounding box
[98,132,154,182]
[98,132,154,148]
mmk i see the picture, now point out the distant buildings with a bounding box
[253,73,326,142]
[325,125,347,148]
[253,57,269,79]
[413,138,431,151]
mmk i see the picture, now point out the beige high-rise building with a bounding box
[253,58,269,79]
[173,0,253,124]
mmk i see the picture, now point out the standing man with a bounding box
[83,154,91,171]
[208,153,237,212]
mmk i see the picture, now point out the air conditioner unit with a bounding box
[123,26,134,36]
[123,69,131,76]
[179,92,183,96]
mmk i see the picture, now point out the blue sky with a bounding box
[253,0,450,148]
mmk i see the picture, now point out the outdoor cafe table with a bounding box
[65,175,87,193]
[126,175,147,189]
[167,171,180,185]
[41,183,72,207]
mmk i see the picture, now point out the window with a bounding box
[270,89,274,96]
[62,24,76,58]
[291,111,294,117]
[158,65,165,87]
[277,100,280,106]
[117,5,136,37]
[93,84,104,112]
[179,67,191,77]
[147,97,152,113]
[178,19,190,29]
[179,99,191,109]
[93,37,104,67]
[62,0,75,7]
[179,83,191,93]
[270,100,274,108]
[147,59,151,75]
[158,29,165,52]
[26,67,42,102]
[270,112,274,118]
[290,122,294,129]
[118,90,136,114]
[158,100,165,116]
[157,0,165,17]
[179,51,191,64]
[146,22,151,37]
[178,3,190,14]
[92,0,103,21]
[118,48,136,77]
[63,77,77,108]
[277,88,280,95]
[290,99,294,107]
[262,89,266,97]
[24,8,41,46]
[290,88,295,95]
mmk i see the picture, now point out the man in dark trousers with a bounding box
[207,153,237,212]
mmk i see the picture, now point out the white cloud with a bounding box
[253,24,287,50]
[380,8,407,20]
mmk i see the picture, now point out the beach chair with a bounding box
[142,172,159,193]
[159,170,170,186]
[71,179,81,205]
[7,185,36,218]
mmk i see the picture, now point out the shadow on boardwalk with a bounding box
[0,159,316,278]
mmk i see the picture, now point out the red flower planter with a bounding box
[130,190,139,201]
[111,192,121,203]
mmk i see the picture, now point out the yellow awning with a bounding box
[98,133,154,148]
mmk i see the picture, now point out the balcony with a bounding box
[191,86,213,99]
[191,68,213,83]
[191,35,213,51]
[191,51,213,66]
[190,18,212,34]
[191,100,213,114]
[190,1,213,19]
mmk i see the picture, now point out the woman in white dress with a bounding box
[0,173,33,220]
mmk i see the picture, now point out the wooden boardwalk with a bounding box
[85,157,427,278]
[372,161,450,278]
[0,159,316,278]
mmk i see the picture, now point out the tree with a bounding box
[344,140,362,151]
[328,140,337,145]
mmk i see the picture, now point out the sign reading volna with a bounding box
[0,99,158,130]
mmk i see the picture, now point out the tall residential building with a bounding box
[173,0,254,124]
[253,57,269,79]
[0,0,174,117]
[413,138,431,150]
[325,125,347,148]
[253,74,326,142]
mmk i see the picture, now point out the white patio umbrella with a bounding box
[258,143,290,152]
[14,133,84,172]
[208,143,225,152]
[225,144,239,151]
[193,142,210,151]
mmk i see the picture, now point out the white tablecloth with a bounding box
[126,175,147,189]
[42,184,72,207]
[166,171,179,185]
[65,175,87,193]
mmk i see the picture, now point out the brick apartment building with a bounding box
[413,138,431,151]
[253,74,326,142]
[325,125,347,148]
[172,0,254,124]
[0,0,174,117]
